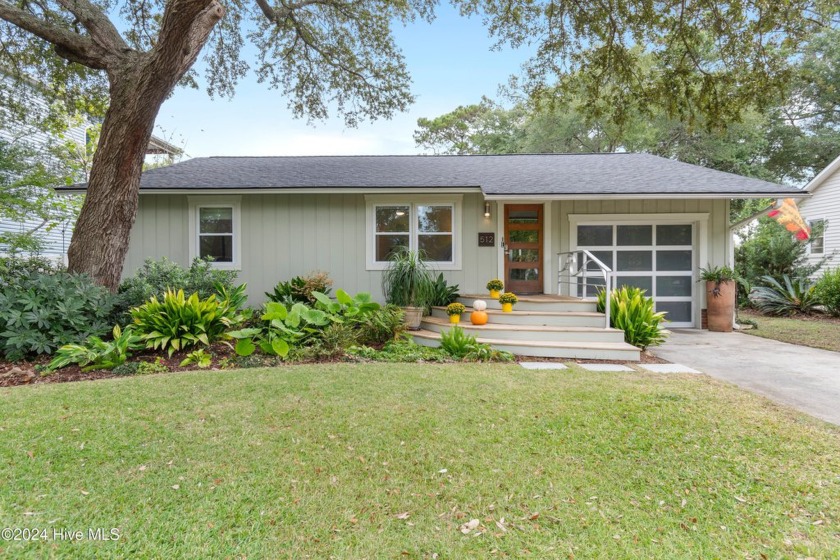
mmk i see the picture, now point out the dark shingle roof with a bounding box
[63,153,803,196]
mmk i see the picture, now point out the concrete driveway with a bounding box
[653,329,840,426]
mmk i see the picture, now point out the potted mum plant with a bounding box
[446,302,466,324]
[382,248,435,330]
[700,264,737,332]
[486,279,504,299]
[498,292,518,312]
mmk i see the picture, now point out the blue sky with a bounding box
[155,5,532,158]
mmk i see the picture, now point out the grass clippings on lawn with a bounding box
[1,363,839,559]
[739,309,840,353]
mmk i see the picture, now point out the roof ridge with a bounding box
[204,152,641,159]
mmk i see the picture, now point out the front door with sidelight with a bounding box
[504,204,543,294]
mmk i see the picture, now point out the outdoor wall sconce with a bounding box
[484,201,491,218]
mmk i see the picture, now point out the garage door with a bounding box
[575,224,694,327]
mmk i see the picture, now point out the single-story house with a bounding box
[800,152,840,271]
[62,153,802,330]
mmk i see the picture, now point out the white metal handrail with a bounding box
[557,250,613,329]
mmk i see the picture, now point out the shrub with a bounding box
[265,271,333,305]
[180,349,213,368]
[0,255,63,287]
[347,339,450,363]
[46,325,144,373]
[735,217,827,304]
[596,287,669,350]
[429,273,460,307]
[117,257,238,321]
[439,326,514,362]
[749,274,820,316]
[356,304,406,346]
[0,272,119,361]
[815,268,840,316]
[130,286,248,357]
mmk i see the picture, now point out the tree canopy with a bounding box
[0,0,836,288]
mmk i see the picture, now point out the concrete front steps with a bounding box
[412,295,641,361]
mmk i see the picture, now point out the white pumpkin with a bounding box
[473,299,487,311]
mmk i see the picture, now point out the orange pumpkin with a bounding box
[470,310,489,325]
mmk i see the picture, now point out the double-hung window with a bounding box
[367,196,461,270]
[188,196,241,269]
[809,219,825,254]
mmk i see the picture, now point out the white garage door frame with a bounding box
[569,213,710,328]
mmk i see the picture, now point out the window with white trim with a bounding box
[188,196,241,269]
[809,219,825,254]
[366,197,461,270]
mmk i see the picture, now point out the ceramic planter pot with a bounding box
[489,289,501,299]
[449,314,461,324]
[706,280,735,332]
[403,306,424,330]
[501,302,513,313]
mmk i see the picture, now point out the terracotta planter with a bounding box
[402,306,424,330]
[706,280,735,332]
[489,289,501,299]
[449,314,461,324]
[501,302,513,313]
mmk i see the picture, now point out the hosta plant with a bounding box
[180,349,213,368]
[597,287,669,350]
[749,275,819,316]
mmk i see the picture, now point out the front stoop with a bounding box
[414,296,640,361]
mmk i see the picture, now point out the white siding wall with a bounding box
[800,167,840,272]
[0,77,86,258]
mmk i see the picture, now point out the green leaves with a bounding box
[46,325,145,373]
[749,275,820,316]
[0,271,119,361]
[597,286,669,350]
[130,287,247,357]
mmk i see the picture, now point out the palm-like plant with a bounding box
[749,275,819,316]
[381,248,435,308]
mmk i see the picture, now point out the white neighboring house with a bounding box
[800,152,840,272]
[0,77,182,261]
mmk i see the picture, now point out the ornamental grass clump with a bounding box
[597,286,669,350]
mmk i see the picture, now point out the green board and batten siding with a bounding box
[124,192,498,304]
[124,193,730,327]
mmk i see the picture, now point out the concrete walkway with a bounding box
[653,329,840,426]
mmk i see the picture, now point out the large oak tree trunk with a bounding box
[67,0,224,291]
[67,65,162,291]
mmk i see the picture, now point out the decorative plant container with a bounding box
[446,302,466,324]
[498,292,518,313]
[470,300,489,325]
[486,279,504,299]
[700,265,737,332]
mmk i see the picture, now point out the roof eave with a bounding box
[804,153,840,193]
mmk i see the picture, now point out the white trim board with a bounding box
[187,195,242,271]
[364,194,463,271]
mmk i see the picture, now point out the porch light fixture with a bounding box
[484,201,491,218]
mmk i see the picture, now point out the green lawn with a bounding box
[1,364,839,558]
[739,309,840,353]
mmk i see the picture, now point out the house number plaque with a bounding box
[478,232,495,247]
